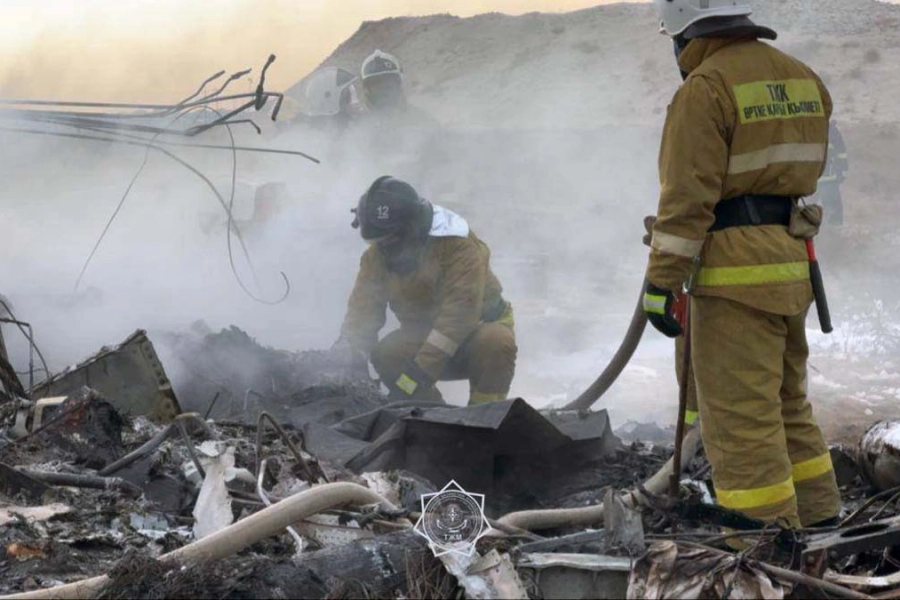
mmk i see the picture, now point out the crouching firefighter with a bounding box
[334,176,517,405]
[643,0,841,530]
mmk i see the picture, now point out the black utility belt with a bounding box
[709,195,793,232]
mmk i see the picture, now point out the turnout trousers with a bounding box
[371,321,517,405]
[691,296,841,527]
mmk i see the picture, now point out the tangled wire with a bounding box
[0,54,318,305]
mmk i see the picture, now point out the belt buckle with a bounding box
[683,255,703,295]
[743,196,762,226]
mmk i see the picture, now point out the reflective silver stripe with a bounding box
[651,231,704,258]
[728,143,826,175]
[426,329,459,356]
[643,295,667,315]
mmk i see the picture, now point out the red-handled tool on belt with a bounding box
[806,239,833,334]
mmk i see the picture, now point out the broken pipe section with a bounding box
[859,421,900,492]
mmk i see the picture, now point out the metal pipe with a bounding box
[98,413,211,477]
[16,470,141,497]
[757,562,873,600]
[0,299,49,385]
[176,70,226,106]
[257,458,305,553]
[256,411,319,483]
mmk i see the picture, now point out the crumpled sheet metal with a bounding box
[32,330,181,423]
[441,549,528,600]
[327,399,619,514]
[627,542,787,600]
[517,553,631,600]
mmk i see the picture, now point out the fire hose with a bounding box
[565,225,833,414]
[2,457,702,599]
[563,281,648,412]
[497,427,702,531]
[1,482,401,600]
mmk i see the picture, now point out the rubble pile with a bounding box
[1,329,900,599]
[157,324,386,424]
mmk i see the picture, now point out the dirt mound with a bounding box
[290,1,900,129]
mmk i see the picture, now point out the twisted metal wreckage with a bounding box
[2,54,319,308]
[1,58,900,600]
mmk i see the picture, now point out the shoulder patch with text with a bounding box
[733,79,825,124]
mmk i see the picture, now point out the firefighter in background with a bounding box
[359,50,408,114]
[357,50,440,131]
[335,176,516,405]
[297,66,362,133]
[643,0,841,529]
[815,120,849,226]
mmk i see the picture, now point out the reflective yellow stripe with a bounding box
[396,373,418,395]
[717,476,796,510]
[426,329,459,356]
[684,410,699,426]
[697,261,809,287]
[728,143,826,175]
[793,452,834,483]
[496,304,515,328]
[733,78,825,125]
[651,231,705,258]
[469,391,506,405]
[643,294,667,315]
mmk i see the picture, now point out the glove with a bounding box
[394,361,435,397]
[642,215,657,247]
[643,282,687,338]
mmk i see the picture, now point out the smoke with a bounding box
[0,3,674,422]
[3,1,896,428]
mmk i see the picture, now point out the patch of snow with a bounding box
[884,423,900,448]
[623,364,660,380]
[811,373,846,390]
[857,371,900,381]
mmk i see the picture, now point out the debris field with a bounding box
[1,326,899,599]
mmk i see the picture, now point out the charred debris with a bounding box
[0,324,897,599]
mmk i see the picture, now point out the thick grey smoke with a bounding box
[2,2,899,433]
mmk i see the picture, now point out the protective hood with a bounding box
[682,15,776,41]
[429,205,470,238]
[676,17,777,77]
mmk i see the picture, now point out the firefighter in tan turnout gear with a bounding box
[336,176,517,405]
[643,0,841,528]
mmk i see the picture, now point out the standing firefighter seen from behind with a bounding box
[644,0,841,530]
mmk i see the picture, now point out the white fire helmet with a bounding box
[361,50,403,81]
[302,67,359,117]
[654,0,752,36]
